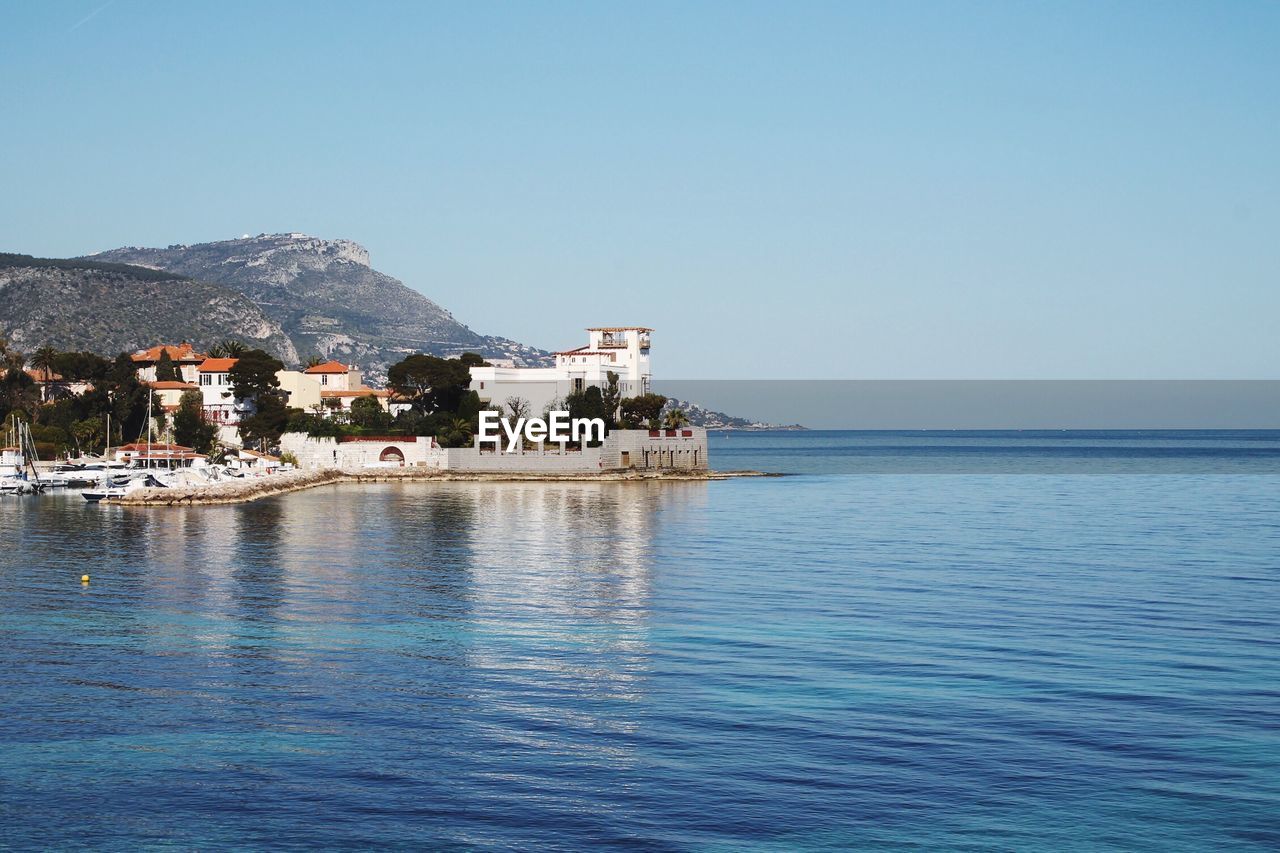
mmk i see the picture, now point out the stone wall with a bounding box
[279,428,708,473]
[279,433,445,470]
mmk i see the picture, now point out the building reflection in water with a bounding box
[96,482,710,778]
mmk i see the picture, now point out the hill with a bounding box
[89,234,547,382]
[0,253,299,362]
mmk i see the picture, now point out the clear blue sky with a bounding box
[3,1,1277,378]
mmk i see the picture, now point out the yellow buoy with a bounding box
[81,574,90,583]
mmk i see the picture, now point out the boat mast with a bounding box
[22,420,41,487]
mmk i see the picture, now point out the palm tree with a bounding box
[30,346,59,402]
[663,408,690,429]
[441,417,473,447]
[209,339,247,358]
[306,354,326,368]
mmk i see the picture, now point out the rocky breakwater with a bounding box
[110,467,774,506]
[112,468,348,506]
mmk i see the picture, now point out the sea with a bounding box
[2,430,1279,850]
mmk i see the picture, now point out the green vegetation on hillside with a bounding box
[0,253,189,282]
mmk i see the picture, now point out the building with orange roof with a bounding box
[144,379,200,412]
[304,360,363,391]
[131,342,208,383]
[196,357,245,427]
[2,367,94,402]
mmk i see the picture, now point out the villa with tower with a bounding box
[468,327,653,414]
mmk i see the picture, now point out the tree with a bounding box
[173,389,217,453]
[566,386,608,424]
[504,396,531,421]
[227,349,287,450]
[71,418,102,454]
[238,396,291,451]
[228,349,284,403]
[386,354,472,414]
[565,386,609,445]
[155,349,179,382]
[0,337,25,373]
[600,372,621,429]
[619,393,667,430]
[305,354,325,368]
[30,346,58,400]
[350,395,391,431]
[104,353,153,445]
[208,339,247,358]
[663,408,690,429]
[51,351,110,382]
[437,417,474,448]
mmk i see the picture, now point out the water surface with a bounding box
[2,432,1279,849]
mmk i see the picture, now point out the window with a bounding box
[200,374,210,386]
[321,375,328,386]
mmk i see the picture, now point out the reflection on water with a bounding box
[3,466,1279,849]
[1,482,709,848]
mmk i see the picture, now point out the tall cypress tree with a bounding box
[155,350,178,382]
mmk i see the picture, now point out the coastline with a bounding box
[108,467,778,506]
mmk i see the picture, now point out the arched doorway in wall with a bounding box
[379,446,405,466]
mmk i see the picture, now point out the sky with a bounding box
[2,1,1277,379]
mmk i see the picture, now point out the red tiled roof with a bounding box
[586,326,653,332]
[197,358,238,372]
[320,388,390,398]
[146,380,198,390]
[304,360,352,374]
[131,343,207,363]
[25,367,64,381]
[119,442,195,451]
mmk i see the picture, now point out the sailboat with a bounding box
[82,388,172,501]
[0,416,45,495]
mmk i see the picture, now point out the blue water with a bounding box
[3,431,1279,849]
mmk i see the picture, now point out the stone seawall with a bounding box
[111,468,772,506]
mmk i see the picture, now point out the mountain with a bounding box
[0,253,299,362]
[89,234,547,381]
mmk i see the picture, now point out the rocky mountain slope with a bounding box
[90,234,546,381]
[0,254,298,362]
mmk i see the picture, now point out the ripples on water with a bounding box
[2,432,1279,849]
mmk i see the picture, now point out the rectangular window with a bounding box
[321,375,329,386]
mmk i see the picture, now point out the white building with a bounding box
[196,358,247,425]
[469,327,652,415]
